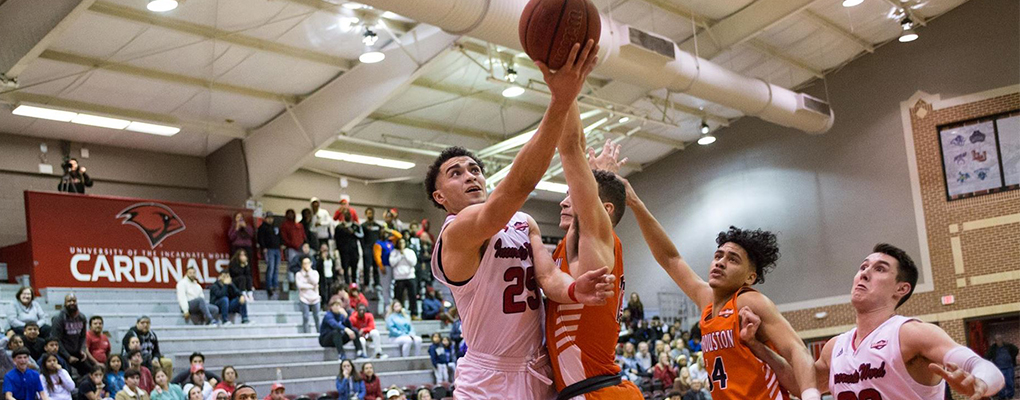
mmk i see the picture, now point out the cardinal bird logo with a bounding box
[116,203,186,248]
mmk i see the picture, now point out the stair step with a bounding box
[211,357,431,382]
[247,370,436,397]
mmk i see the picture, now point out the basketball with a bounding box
[519,0,602,71]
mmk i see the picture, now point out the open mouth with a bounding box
[709,269,723,279]
[855,284,867,291]
[465,187,483,194]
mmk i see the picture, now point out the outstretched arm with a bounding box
[736,292,820,400]
[620,178,712,308]
[558,102,615,276]
[740,307,832,394]
[529,216,615,305]
[902,321,1005,399]
[440,40,599,282]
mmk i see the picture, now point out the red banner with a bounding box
[22,191,254,289]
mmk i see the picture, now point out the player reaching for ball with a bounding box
[737,243,1004,400]
[622,179,821,400]
[426,40,614,400]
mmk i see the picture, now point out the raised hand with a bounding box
[928,363,989,400]
[572,266,617,305]
[739,306,763,345]
[536,39,600,103]
[587,139,628,173]
[619,177,640,208]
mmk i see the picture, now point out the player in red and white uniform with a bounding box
[740,243,1005,400]
[425,40,616,400]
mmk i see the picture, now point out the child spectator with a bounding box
[119,317,167,375]
[227,250,255,304]
[39,354,74,400]
[212,367,235,395]
[334,360,364,400]
[4,335,39,373]
[359,364,381,400]
[115,369,149,400]
[104,355,125,397]
[125,351,153,392]
[22,323,46,361]
[427,334,452,384]
[76,365,109,400]
[149,369,184,400]
[40,338,70,371]
[3,348,46,400]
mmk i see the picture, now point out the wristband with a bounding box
[568,282,578,303]
[800,388,821,400]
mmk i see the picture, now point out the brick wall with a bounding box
[782,91,1020,342]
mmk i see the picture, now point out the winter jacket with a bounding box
[334,222,363,251]
[311,208,334,240]
[335,377,364,400]
[428,344,452,366]
[256,222,282,249]
[385,312,414,338]
[227,225,254,251]
[209,281,242,304]
[52,310,87,361]
[280,221,306,250]
[296,269,320,305]
[227,260,253,289]
[57,170,92,194]
[362,375,381,400]
[348,312,376,335]
[8,301,48,329]
[319,311,353,344]
[421,298,441,320]
[121,327,162,367]
[388,248,416,281]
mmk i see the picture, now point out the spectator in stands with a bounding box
[227,213,255,275]
[636,341,653,372]
[332,196,359,223]
[448,308,462,352]
[652,352,677,389]
[416,240,433,297]
[347,285,368,311]
[115,369,149,400]
[1,336,20,379]
[21,323,45,361]
[431,293,453,326]
[299,209,320,252]
[427,333,452,384]
[373,229,399,308]
[3,348,48,400]
[210,273,249,325]
[987,333,1017,399]
[334,208,362,286]
[208,390,226,400]
[177,267,219,326]
[384,302,421,357]
[104,355,125,396]
[413,388,431,400]
[383,387,402,400]
[649,316,665,343]
[627,293,644,322]
[672,361,691,395]
[388,239,417,319]
[280,209,306,291]
[257,212,283,299]
[359,364,381,400]
[86,317,110,369]
[309,198,334,253]
[315,244,337,310]
[57,158,92,194]
[688,353,707,387]
[359,208,383,294]
[121,338,141,362]
[687,336,701,353]
[149,369,183,400]
[211,367,235,396]
[296,256,321,334]
[76,365,108,400]
[186,386,202,400]
[227,251,255,303]
[8,288,50,338]
[420,289,440,321]
[665,391,682,400]
[349,304,383,359]
[618,342,643,385]
[170,354,218,387]
[335,360,364,400]
[125,351,152,392]
[670,339,690,361]
[415,219,433,245]
[386,209,406,232]
[683,380,707,400]
[319,298,364,360]
[181,365,211,400]
[260,383,283,400]
[230,385,255,400]
[121,318,167,375]
[39,354,74,400]
[40,338,69,371]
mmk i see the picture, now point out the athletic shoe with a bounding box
[223,321,233,326]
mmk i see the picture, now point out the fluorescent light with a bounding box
[700,121,711,134]
[583,117,609,134]
[898,29,918,42]
[342,2,366,9]
[71,113,130,129]
[126,122,180,136]
[536,181,568,193]
[147,0,178,12]
[12,105,77,122]
[842,0,863,7]
[502,86,526,98]
[618,117,630,123]
[697,135,716,145]
[315,150,415,170]
[359,51,385,63]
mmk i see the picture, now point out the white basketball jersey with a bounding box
[431,212,544,359]
[829,315,944,400]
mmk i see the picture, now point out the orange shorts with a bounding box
[574,380,643,400]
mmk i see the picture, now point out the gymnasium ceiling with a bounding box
[0,0,970,200]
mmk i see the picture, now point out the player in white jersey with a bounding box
[739,243,1005,400]
[424,40,616,400]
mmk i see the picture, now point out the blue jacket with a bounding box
[449,320,462,342]
[320,311,353,343]
[428,343,452,366]
[421,298,441,319]
[335,377,365,400]
[385,312,414,338]
[105,371,125,396]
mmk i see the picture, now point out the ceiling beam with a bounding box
[412,78,548,114]
[747,39,824,79]
[367,112,500,142]
[0,91,248,138]
[801,9,875,53]
[677,0,817,61]
[634,0,713,27]
[276,0,417,33]
[644,96,730,126]
[38,50,302,104]
[1,0,96,79]
[456,41,611,88]
[88,1,354,70]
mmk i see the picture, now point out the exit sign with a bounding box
[941,295,955,305]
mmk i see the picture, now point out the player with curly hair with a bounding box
[620,178,820,400]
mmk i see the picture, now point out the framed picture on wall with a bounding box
[937,110,1020,200]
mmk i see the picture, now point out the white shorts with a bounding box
[453,348,557,400]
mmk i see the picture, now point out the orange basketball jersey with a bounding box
[700,287,790,400]
[546,234,642,399]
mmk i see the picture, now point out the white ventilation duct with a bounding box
[359,0,834,133]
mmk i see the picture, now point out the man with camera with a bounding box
[58,158,93,194]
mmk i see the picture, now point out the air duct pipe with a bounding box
[360,0,834,133]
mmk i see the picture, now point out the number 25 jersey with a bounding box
[700,287,789,400]
[431,212,544,359]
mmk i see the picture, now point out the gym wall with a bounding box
[616,0,1019,325]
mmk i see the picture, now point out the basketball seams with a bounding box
[543,0,573,69]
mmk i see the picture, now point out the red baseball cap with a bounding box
[270,383,285,392]
[190,364,204,374]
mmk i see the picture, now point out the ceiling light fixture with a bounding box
[359,51,385,63]
[505,66,517,83]
[11,104,180,136]
[536,181,568,194]
[146,0,178,12]
[700,120,711,134]
[502,86,526,98]
[314,150,415,170]
[618,117,630,123]
[841,0,864,7]
[697,134,716,145]
[899,18,918,42]
[342,2,367,9]
[362,28,378,46]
